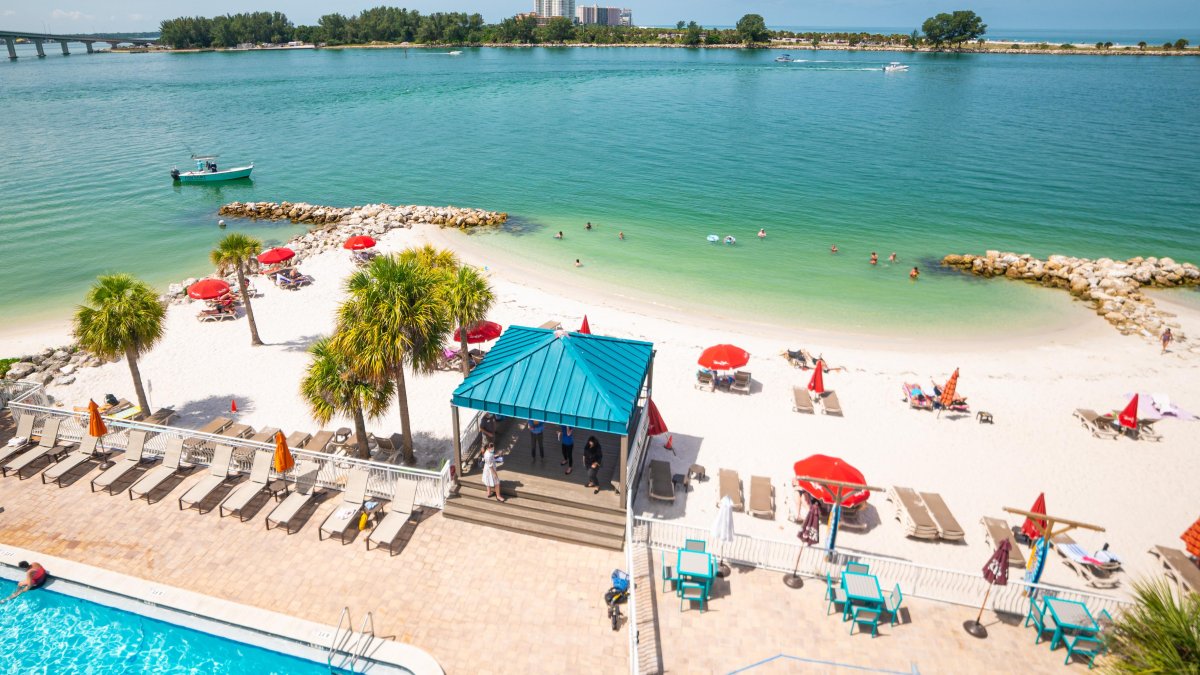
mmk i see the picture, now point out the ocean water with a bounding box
[1,46,1197,339]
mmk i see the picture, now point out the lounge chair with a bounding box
[197,308,237,322]
[247,427,281,444]
[785,349,810,369]
[300,430,334,453]
[219,423,253,440]
[821,390,844,417]
[367,480,420,555]
[731,371,751,394]
[648,459,675,503]
[266,463,323,534]
[178,445,238,513]
[1053,533,1122,572]
[718,468,744,512]
[140,408,178,425]
[183,417,234,455]
[1137,420,1163,442]
[219,450,273,520]
[42,435,105,487]
[792,386,815,414]
[902,383,932,411]
[0,414,37,465]
[748,476,775,518]
[128,438,189,503]
[888,487,938,540]
[1148,546,1200,594]
[1061,558,1121,589]
[285,431,311,448]
[919,492,965,541]
[695,370,715,392]
[2,418,73,479]
[319,470,371,544]
[981,516,1026,567]
[91,430,148,493]
[1073,409,1119,440]
[538,320,562,330]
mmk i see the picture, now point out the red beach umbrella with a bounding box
[939,368,960,409]
[343,235,377,250]
[1118,394,1139,430]
[256,247,295,265]
[454,320,503,344]
[646,398,668,436]
[792,454,870,508]
[579,315,592,334]
[1021,493,1047,541]
[698,344,750,370]
[187,278,231,300]
[1182,516,1200,558]
[808,360,826,394]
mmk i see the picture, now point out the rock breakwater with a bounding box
[942,251,1199,343]
[217,201,507,228]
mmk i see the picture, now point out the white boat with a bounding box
[774,54,793,63]
[448,50,463,56]
[883,62,909,72]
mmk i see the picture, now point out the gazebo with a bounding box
[450,326,655,508]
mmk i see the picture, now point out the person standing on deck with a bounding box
[558,426,575,474]
[528,419,545,460]
[583,436,603,492]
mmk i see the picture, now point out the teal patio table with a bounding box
[1044,596,1098,650]
[677,549,715,597]
[841,572,885,620]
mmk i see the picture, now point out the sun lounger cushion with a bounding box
[128,438,186,501]
[792,386,815,414]
[822,391,843,417]
[749,476,774,518]
[219,451,273,517]
[42,436,101,485]
[648,460,675,502]
[982,516,1026,567]
[368,481,419,552]
[718,469,744,512]
[919,492,965,541]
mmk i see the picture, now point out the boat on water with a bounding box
[883,62,909,72]
[171,155,253,183]
[448,50,463,55]
[774,54,793,63]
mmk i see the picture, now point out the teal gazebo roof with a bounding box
[451,326,654,435]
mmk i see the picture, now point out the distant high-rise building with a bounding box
[534,0,576,20]
[576,4,632,26]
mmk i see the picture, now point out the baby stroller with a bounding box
[605,569,630,631]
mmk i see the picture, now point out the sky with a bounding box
[2,0,1197,34]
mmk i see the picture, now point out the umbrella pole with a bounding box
[783,545,805,588]
[963,582,993,638]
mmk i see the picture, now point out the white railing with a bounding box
[458,409,483,472]
[632,517,1132,618]
[1,379,46,408]
[625,404,650,500]
[6,384,450,509]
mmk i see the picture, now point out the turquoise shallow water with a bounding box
[1,47,1197,337]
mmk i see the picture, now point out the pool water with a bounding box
[0,579,329,674]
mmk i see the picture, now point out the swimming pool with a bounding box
[0,579,330,674]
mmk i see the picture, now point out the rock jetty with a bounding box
[942,251,1199,342]
[217,201,507,228]
[4,345,107,387]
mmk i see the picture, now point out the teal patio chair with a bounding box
[684,539,706,552]
[1064,634,1105,668]
[679,581,707,612]
[884,583,904,626]
[850,605,881,637]
[1025,596,1053,644]
[824,572,848,618]
[661,559,679,594]
[845,562,870,575]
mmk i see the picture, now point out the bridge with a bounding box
[1,29,157,59]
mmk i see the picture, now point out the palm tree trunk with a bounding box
[394,364,414,465]
[237,266,264,346]
[459,327,471,378]
[125,345,151,414]
[352,402,370,460]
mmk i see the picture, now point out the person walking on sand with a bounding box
[4,562,47,601]
[910,266,920,280]
[1162,327,1173,354]
[870,252,878,265]
[583,436,603,493]
[558,425,575,474]
[481,444,505,502]
[528,419,545,460]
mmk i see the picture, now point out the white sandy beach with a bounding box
[4,222,1199,596]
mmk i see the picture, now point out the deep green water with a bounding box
[1,47,1198,336]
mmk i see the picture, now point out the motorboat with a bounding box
[883,62,909,72]
[171,155,253,183]
[774,53,793,63]
[448,50,463,55]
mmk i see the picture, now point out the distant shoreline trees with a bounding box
[921,10,987,49]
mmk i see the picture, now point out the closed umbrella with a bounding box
[187,278,231,300]
[785,497,822,588]
[807,360,825,394]
[698,344,750,370]
[646,399,668,437]
[1182,516,1200,559]
[454,320,503,344]
[1118,394,1139,431]
[711,495,735,578]
[1021,493,1047,541]
[86,399,108,439]
[938,368,960,416]
[579,315,591,334]
[964,539,1012,638]
[273,431,294,474]
[343,235,376,250]
[256,247,295,265]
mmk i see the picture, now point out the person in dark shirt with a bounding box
[583,436,602,491]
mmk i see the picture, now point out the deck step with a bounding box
[444,496,625,551]
[459,473,625,518]
[452,492,625,539]
[458,480,625,527]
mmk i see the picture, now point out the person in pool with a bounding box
[5,561,47,601]
[910,266,920,280]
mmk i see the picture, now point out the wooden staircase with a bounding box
[445,473,626,551]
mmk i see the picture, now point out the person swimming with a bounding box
[724,236,736,245]
[554,231,563,239]
[757,228,766,239]
[585,222,592,231]
[575,259,582,267]
[830,245,838,254]
[910,266,920,279]
[618,231,625,240]
[870,252,878,265]
[888,252,897,263]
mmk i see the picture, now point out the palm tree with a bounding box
[1104,577,1200,673]
[334,255,451,464]
[399,243,459,272]
[444,265,495,377]
[300,336,393,459]
[73,274,165,414]
[210,232,264,346]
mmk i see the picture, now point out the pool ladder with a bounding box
[327,607,377,674]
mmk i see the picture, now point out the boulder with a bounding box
[7,362,36,379]
[52,375,75,386]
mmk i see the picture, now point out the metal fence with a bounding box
[5,382,450,508]
[632,517,1132,618]
[625,404,650,502]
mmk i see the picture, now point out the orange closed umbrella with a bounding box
[273,431,295,474]
[939,368,959,410]
[1183,516,1200,559]
[87,399,108,438]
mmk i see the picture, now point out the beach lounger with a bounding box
[0,414,37,465]
[822,391,844,417]
[648,460,675,503]
[919,492,965,541]
[128,438,189,503]
[367,480,420,555]
[182,417,234,454]
[749,476,775,518]
[1148,546,1200,594]
[981,516,1026,567]
[319,469,371,544]
[792,386,815,414]
[266,463,323,534]
[91,430,148,493]
[902,383,933,411]
[285,431,311,448]
[888,487,939,540]
[731,371,751,395]
[1073,409,1119,440]
[1062,558,1121,589]
[140,408,177,425]
[178,445,237,513]
[219,450,273,520]
[2,418,72,479]
[1137,420,1163,442]
[695,370,715,392]
[41,435,105,487]
[300,430,334,453]
[718,468,744,512]
[785,349,810,368]
[197,308,237,322]
[220,423,253,440]
[247,427,281,444]
[1053,533,1122,572]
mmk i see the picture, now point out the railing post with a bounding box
[450,405,461,490]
